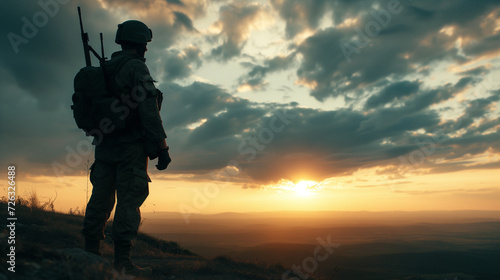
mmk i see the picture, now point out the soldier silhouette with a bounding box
[80,20,170,276]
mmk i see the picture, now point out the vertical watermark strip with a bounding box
[6,166,17,273]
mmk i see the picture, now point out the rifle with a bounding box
[78,6,106,66]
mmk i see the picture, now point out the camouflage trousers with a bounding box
[82,141,150,246]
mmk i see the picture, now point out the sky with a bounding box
[1,0,500,214]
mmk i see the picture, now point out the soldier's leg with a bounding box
[111,142,150,246]
[82,160,117,242]
[111,143,151,274]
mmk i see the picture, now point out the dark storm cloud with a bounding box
[166,0,185,6]
[209,2,265,61]
[364,80,421,109]
[238,54,296,90]
[173,11,196,31]
[269,0,375,39]
[462,34,500,57]
[161,82,240,129]
[453,95,500,131]
[354,77,472,138]
[404,77,476,114]
[269,0,329,39]
[185,102,268,146]
[435,89,500,137]
[459,66,490,77]
[1,0,91,110]
[161,46,202,81]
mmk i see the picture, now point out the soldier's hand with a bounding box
[156,147,171,170]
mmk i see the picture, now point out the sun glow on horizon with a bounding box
[293,180,318,197]
[264,179,321,198]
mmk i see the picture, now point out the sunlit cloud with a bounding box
[209,1,272,61]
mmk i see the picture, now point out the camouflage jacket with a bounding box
[97,50,166,146]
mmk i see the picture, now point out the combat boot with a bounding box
[114,241,152,277]
[84,238,102,257]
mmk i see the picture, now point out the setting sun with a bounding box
[294,180,317,197]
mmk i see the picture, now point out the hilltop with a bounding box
[0,200,325,280]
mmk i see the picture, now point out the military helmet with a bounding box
[115,20,153,45]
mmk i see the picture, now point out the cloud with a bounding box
[209,2,268,61]
[160,82,242,130]
[356,77,475,135]
[156,81,272,175]
[459,65,491,77]
[292,0,500,101]
[98,0,207,49]
[161,46,202,81]
[364,80,421,110]
[173,11,196,31]
[103,0,207,18]
[166,0,185,6]
[230,105,440,183]
[453,94,500,131]
[1,1,91,110]
[237,54,296,91]
[269,0,330,39]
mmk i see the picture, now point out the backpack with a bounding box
[71,58,164,136]
[71,58,134,135]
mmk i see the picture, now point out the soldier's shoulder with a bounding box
[122,58,147,71]
[109,51,146,69]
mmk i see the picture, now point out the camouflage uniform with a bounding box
[82,50,166,246]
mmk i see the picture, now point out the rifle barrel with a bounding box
[78,6,92,67]
[100,33,106,64]
[77,7,84,34]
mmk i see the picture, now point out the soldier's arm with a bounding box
[131,61,167,145]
